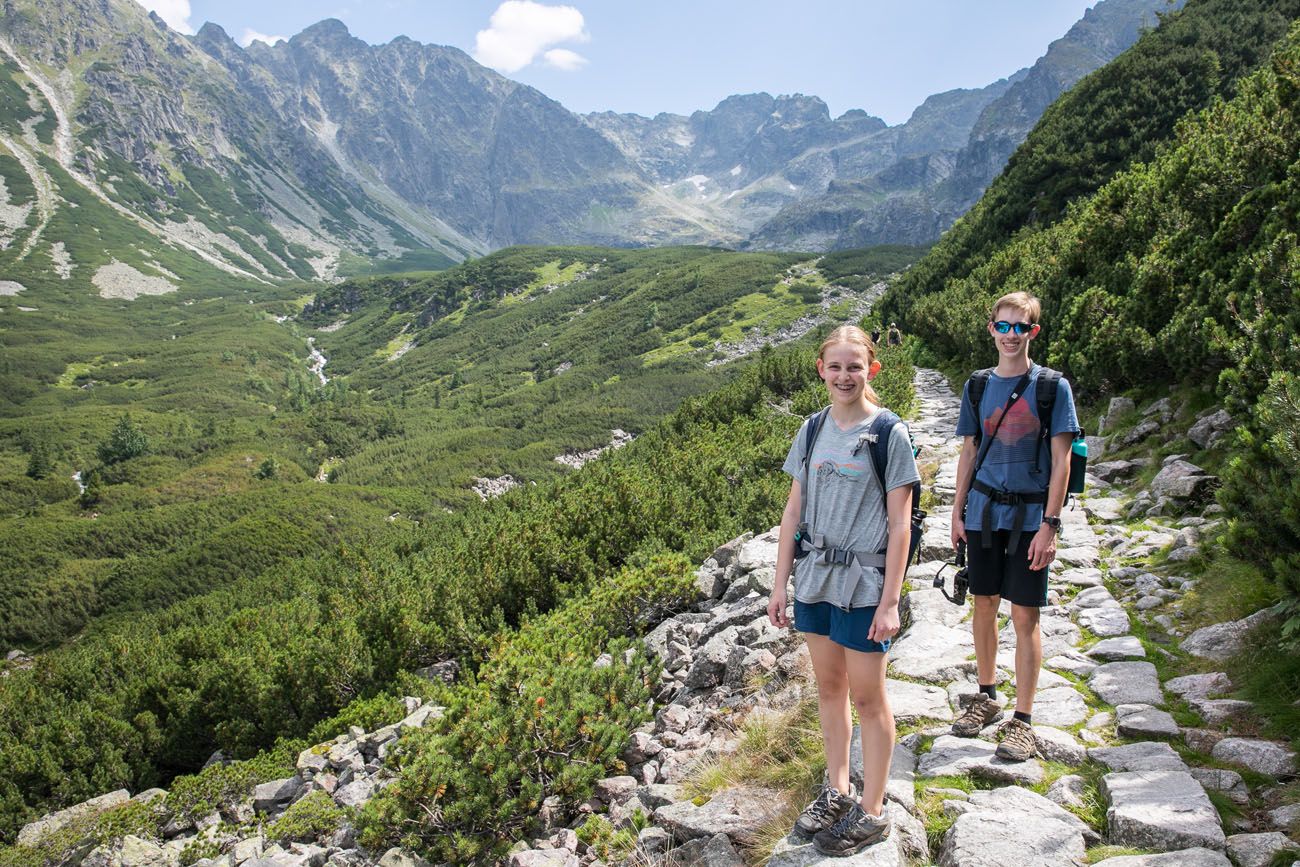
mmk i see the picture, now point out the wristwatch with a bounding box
[1042,515,1062,533]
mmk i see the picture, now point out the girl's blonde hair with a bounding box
[818,325,882,406]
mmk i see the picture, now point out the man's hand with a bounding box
[869,601,900,643]
[767,588,790,628]
[951,515,968,550]
[1027,524,1057,571]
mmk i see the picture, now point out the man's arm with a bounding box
[1027,433,1072,570]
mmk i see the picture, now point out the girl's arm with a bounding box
[768,479,802,628]
[869,483,913,642]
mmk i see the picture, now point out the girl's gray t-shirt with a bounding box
[782,408,921,608]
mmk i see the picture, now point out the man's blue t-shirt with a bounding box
[955,365,1079,531]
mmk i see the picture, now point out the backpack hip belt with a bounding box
[800,532,889,610]
[970,479,1047,552]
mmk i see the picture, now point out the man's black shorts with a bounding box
[967,528,1049,607]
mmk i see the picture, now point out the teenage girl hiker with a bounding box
[767,325,920,856]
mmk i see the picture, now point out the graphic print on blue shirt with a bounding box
[955,365,1079,531]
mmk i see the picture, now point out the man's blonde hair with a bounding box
[991,291,1041,324]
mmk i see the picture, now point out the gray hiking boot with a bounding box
[951,692,1004,736]
[794,784,856,837]
[812,802,891,856]
[995,717,1038,761]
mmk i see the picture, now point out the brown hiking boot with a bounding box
[951,692,1004,737]
[995,718,1038,761]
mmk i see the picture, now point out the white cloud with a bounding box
[542,48,587,71]
[239,29,288,48]
[133,0,195,34]
[473,1,589,74]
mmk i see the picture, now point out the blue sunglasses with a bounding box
[992,320,1035,335]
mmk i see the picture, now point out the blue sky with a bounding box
[141,1,1103,126]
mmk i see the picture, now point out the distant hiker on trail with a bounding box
[886,323,902,346]
[870,328,882,345]
[767,325,921,855]
[949,291,1079,762]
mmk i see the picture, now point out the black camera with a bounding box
[933,540,970,605]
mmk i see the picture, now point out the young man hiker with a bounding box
[948,291,1079,761]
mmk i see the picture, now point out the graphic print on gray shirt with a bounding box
[782,407,921,609]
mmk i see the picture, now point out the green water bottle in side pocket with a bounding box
[1068,430,1087,495]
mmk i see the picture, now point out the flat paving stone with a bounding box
[1056,546,1100,568]
[1089,661,1163,706]
[1189,767,1250,806]
[888,621,976,683]
[1087,636,1146,660]
[887,679,954,724]
[1033,726,1086,766]
[1046,652,1098,678]
[1031,687,1090,727]
[1077,603,1131,636]
[1102,770,1226,852]
[937,786,1091,867]
[918,735,1044,785]
[1115,704,1180,739]
[1090,849,1230,866]
[1057,567,1104,587]
[1089,741,1188,773]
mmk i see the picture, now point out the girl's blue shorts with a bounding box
[793,599,891,654]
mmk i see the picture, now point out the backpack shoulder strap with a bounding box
[867,409,922,517]
[1036,367,1062,435]
[798,408,830,524]
[967,368,993,445]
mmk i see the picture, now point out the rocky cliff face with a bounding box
[746,0,1182,251]
[0,0,1181,285]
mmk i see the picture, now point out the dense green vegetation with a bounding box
[887,17,1300,628]
[0,332,914,845]
[3,244,872,650]
[881,0,1300,324]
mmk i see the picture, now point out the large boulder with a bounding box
[1181,608,1278,661]
[1149,460,1217,501]
[17,789,131,847]
[653,786,783,845]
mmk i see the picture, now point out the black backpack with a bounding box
[794,408,926,565]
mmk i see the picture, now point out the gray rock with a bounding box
[1188,409,1234,450]
[253,777,303,813]
[1109,397,1137,418]
[1188,768,1249,806]
[683,625,740,689]
[698,596,767,645]
[694,565,728,600]
[594,775,639,806]
[745,565,777,596]
[1120,419,1160,446]
[1149,460,1217,501]
[1090,849,1229,866]
[1087,636,1146,661]
[17,789,132,847]
[938,785,1090,867]
[1076,603,1131,637]
[668,832,744,867]
[1046,774,1087,809]
[917,735,1044,785]
[1032,726,1086,765]
[1181,608,1278,661]
[1089,662,1163,706]
[653,786,783,845]
[1056,567,1104,587]
[1165,672,1232,700]
[1082,497,1125,521]
[331,778,374,809]
[887,621,975,683]
[637,825,672,854]
[887,679,953,723]
[1267,803,1300,830]
[1031,687,1090,728]
[1115,704,1180,739]
[377,849,432,867]
[1225,832,1299,867]
[710,534,751,569]
[1190,698,1254,726]
[1046,652,1097,677]
[736,530,780,574]
[1210,738,1296,777]
[1103,771,1225,852]
[1089,742,1188,773]
[81,835,172,867]
[509,851,578,867]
